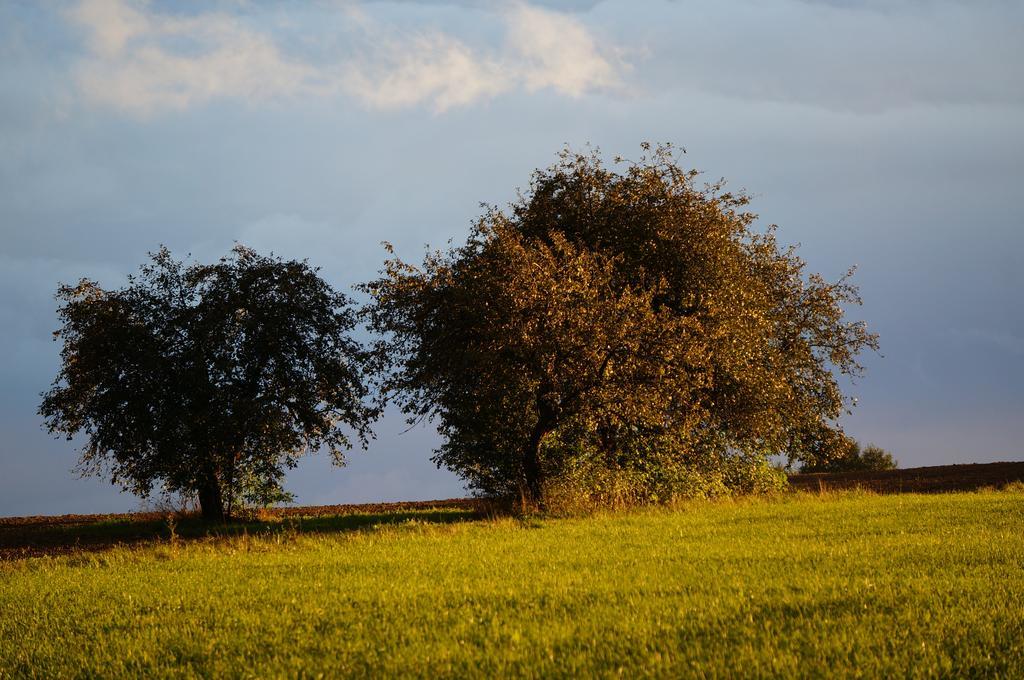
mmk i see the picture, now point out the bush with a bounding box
[539,435,788,515]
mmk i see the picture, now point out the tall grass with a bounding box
[2,491,1022,677]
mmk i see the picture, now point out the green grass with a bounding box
[2,491,1023,678]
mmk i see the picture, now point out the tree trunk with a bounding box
[522,397,554,511]
[197,471,225,521]
[522,428,545,511]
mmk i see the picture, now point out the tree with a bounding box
[363,230,708,505]
[799,438,898,473]
[362,144,877,508]
[40,245,374,520]
[860,444,898,471]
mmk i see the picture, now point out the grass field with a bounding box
[2,491,1023,678]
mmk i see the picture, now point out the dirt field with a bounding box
[787,460,1024,494]
[0,497,483,529]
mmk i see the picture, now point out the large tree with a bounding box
[362,145,877,507]
[40,245,374,520]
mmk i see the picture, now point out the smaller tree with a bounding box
[859,444,899,471]
[799,437,897,473]
[40,245,375,519]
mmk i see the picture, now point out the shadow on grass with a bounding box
[0,507,483,560]
[192,508,479,538]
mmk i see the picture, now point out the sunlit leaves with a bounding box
[362,144,877,504]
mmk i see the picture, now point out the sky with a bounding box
[1,0,1022,517]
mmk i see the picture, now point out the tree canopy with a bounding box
[361,145,878,507]
[40,245,374,519]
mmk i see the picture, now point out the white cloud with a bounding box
[69,0,148,58]
[68,0,332,115]
[344,3,622,111]
[505,3,619,96]
[341,30,512,112]
[65,0,625,116]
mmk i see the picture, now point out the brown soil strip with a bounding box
[0,498,482,528]
[787,460,1024,494]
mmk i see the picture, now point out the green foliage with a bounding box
[39,245,375,519]
[860,444,899,471]
[362,144,877,508]
[800,438,898,473]
[541,430,788,515]
[541,458,789,516]
[2,493,1023,677]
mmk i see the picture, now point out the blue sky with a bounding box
[1,0,1022,516]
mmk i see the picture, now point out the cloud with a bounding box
[69,0,147,59]
[68,0,331,115]
[341,27,512,112]
[505,3,620,96]
[343,3,621,111]
[65,0,624,116]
